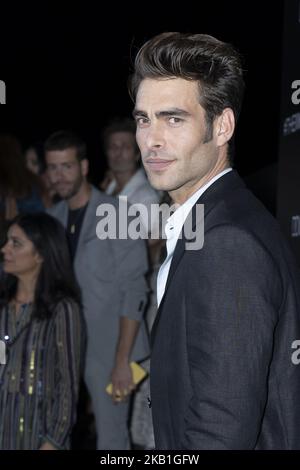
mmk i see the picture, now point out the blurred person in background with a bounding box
[100,118,161,249]
[0,212,85,449]
[45,130,149,450]
[25,142,59,208]
[99,119,163,449]
[0,135,44,246]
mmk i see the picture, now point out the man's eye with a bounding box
[136,117,149,127]
[169,117,182,124]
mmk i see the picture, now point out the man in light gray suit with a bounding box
[45,130,149,449]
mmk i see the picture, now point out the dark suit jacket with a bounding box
[151,170,300,449]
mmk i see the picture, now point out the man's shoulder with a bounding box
[91,186,119,208]
[201,172,277,230]
[133,184,161,205]
[185,177,283,262]
[225,184,279,232]
[47,199,67,218]
[133,170,161,202]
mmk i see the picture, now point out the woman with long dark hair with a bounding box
[0,212,85,449]
[0,135,45,216]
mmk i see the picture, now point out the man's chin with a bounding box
[147,174,172,192]
[56,191,69,199]
[55,190,72,200]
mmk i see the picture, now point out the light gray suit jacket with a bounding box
[48,186,150,370]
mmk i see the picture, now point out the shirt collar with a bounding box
[164,168,232,241]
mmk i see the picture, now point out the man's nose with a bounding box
[50,168,63,181]
[112,146,123,157]
[145,123,165,150]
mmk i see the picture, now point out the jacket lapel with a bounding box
[58,201,69,228]
[77,188,98,241]
[73,187,100,266]
[151,170,245,344]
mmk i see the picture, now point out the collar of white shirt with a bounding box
[156,168,232,308]
[164,167,233,245]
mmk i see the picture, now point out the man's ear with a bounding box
[215,108,235,147]
[80,158,89,177]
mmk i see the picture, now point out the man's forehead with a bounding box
[109,131,135,143]
[46,147,78,162]
[135,77,200,110]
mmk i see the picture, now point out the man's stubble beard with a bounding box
[61,174,84,201]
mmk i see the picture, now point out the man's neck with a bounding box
[68,182,91,210]
[170,159,230,206]
[112,169,137,194]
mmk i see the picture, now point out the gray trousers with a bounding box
[84,360,130,450]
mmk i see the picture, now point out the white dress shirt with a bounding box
[157,168,232,307]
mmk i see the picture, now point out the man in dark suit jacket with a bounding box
[128,32,300,449]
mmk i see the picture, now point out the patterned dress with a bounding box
[0,299,83,449]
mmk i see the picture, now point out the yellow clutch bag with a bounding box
[106,361,147,395]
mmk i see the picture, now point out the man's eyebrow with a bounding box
[132,108,191,118]
[132,109,147,118]
[156,109,191,118]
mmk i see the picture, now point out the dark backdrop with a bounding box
[277,0,300,262]
[0,1,284,183]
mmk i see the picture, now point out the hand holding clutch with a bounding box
[106,361,147,396]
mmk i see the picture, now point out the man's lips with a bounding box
[145,159,175,171]
[55,183,70,190]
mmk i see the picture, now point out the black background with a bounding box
[0,0,284,182]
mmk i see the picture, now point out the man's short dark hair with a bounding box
[44,130,87,161]
[128,32,245,164]
[102,118,139,154]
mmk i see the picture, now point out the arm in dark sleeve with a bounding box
[182,224,282,449]
[44,300,84,449]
